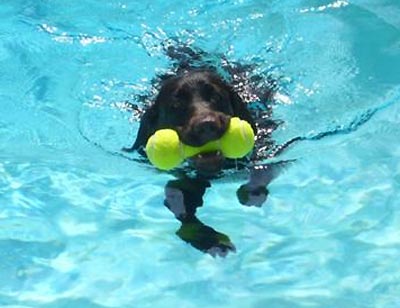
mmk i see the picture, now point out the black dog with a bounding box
[124,45,287,257]
[129,69,257,175]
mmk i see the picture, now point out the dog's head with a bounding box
[134,70,256,175]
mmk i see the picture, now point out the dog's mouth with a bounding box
[189,150,225,176]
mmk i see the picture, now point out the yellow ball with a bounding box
[220,117,255,158]
[145,129,184,170]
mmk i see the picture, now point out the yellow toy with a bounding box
[145,117,255,170]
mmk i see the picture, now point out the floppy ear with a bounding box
[123,104,159,155]
[229,90,257,134]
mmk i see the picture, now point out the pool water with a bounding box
[1,0,400,307]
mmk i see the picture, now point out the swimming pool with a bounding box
[1,0,400,307]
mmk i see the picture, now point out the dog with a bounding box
[127,69,257,175]
[124,44,287,257]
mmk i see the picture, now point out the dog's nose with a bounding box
[182,113,230,147]
[194,118,220,140]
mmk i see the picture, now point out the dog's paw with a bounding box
[236,184,268,207]
[207,241,236,258]
[176,223,236,257]
[205,232,236,257]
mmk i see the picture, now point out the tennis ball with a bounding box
[145,117,255,170]
[145,129,184,170]
[220,117,255,158]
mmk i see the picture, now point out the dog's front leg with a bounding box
[164,178,236,257]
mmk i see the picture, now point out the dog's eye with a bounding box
[210,92,222,103]
[208,91,225,109]
[175,88,191,102]
[202,84,216,98]
[170,101,182,110]
[202,84,222,103]
[169,100,188,116]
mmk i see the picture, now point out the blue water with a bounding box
[1,0,400,307]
